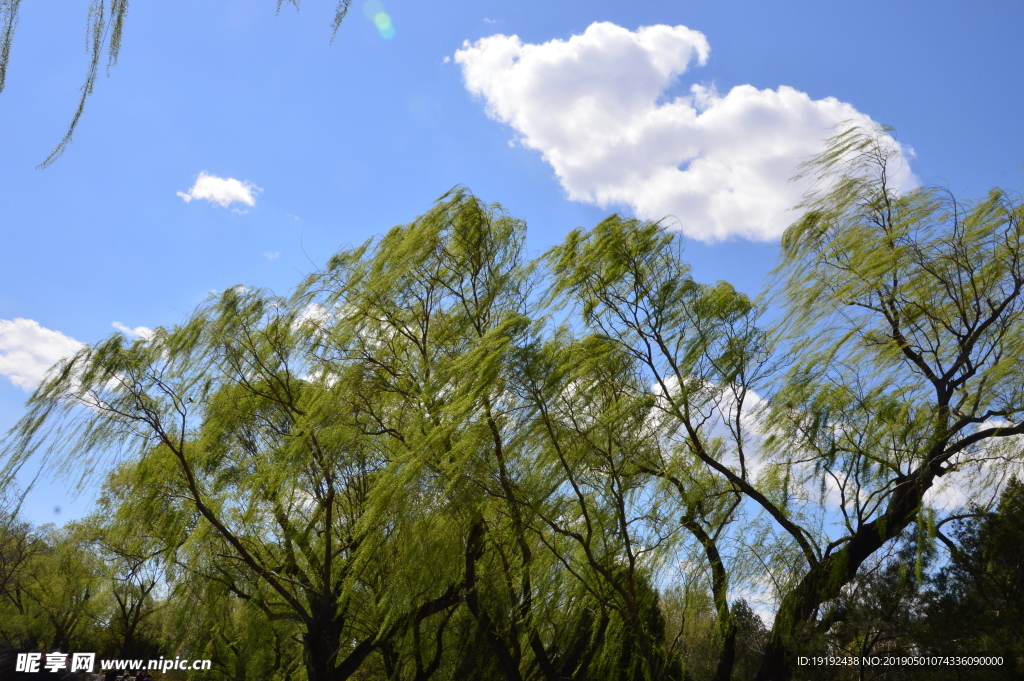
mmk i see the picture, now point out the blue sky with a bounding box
[1,0,1022,524]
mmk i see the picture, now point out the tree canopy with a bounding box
[2,125,1024,680]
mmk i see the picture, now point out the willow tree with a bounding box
[541,124,1024,681]
[12,288,468,680]
[751,124,1024,679]
[0,521,107,652]
[545,216,772,681]
[3,191,532,680]
[292,187,551,681]
[515,331,685,680]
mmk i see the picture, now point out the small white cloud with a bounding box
[483,17,496,24]
[112,322,154,340]
[455,22,916,242]
[177,171,261,209]
[0,318,84,390]
[442,55,451,64]
[264,251,281,260]
[292,303,331,329]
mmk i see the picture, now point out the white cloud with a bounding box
[924,420,1024,513]
[455,22,916,242]
[112,322,154,340]
[263,251,281,260]
[177,171,261,209]
[0,318,84,390]
[291,303,333,336]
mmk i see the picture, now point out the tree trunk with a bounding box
[464,520,524,681]
[302,604,379,681]
[713,619,738,681]
[681,515,736,681]
[302,612,346,681]
[754,474,934,681]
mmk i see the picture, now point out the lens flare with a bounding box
[374,12,395,39]
[363,0,395,39]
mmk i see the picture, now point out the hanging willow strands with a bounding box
[0,0,352,168]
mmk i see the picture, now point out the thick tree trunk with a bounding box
[754,475,933,681]
[303,585,464,681]
[713,619,738,681]
[303,611,347,681]
[302,600,376,681]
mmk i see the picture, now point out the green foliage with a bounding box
[3,164,1024,680]
[0,519,107,652]
[0,0,21,94]
[918,480,1024,678]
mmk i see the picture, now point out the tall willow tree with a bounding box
[2,190,529,680]
[292,187,546,681]
[541,123,1024,681]
[2,189,701,680]
[545,216,772,681]
[751,124,1024,679]
[14,288,468,680]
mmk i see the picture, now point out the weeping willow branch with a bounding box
[0,0,353,168]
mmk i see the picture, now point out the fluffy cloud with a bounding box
[455,22,916,242]
[177,171,261,209]
[112,322,154,340]
[0,318,84,390]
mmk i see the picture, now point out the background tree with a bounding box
[0,521,106,652]
[799,533,933,680]
[0,503,43,649]
[81,516,166,662]
[917,479,1024,678]
[162,574,305,681]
